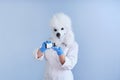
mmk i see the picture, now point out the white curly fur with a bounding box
[49,13,75,47]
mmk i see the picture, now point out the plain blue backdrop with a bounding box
[0,0,120,80]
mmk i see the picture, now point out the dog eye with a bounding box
[61,27,64,30]
[54,29,57,32]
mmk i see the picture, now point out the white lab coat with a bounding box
[34,41,78,80]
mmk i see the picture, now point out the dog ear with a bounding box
[63,30,75,47]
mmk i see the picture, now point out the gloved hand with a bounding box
[39,41,52,53]
[52,46,63,55]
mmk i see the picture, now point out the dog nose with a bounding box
[56,33,60,38]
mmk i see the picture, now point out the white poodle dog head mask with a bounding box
[49,13,75,47]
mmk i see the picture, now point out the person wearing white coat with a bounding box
[33,13,79,80]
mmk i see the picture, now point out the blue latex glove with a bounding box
[39,41,52,53]
[52,46,63,55]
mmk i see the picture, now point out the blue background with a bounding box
[0,0,120,80]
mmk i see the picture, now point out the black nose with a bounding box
[56,33,60,38]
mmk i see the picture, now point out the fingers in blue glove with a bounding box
[39,41,53,53]
[52,46,63,55]
[39,42,47,53]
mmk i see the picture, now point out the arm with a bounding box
[33,41,52,60]
[37,49,44,59]
[61,42,79,70]
[52,46,65,64]
[33,48,44,60]
[52,42,78,67]
[59,54,65,65]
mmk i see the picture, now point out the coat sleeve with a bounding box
[33,48,44,61]
[61,42,79,70]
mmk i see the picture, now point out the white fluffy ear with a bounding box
[63,30,75,47]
